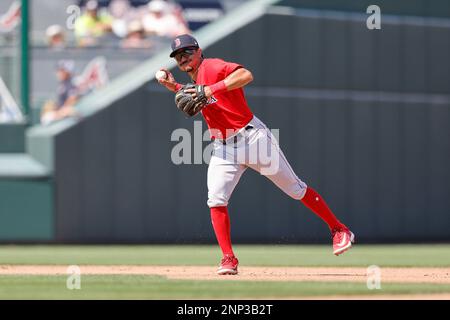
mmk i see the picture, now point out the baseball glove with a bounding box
[175,83,208,117]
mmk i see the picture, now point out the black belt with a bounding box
[222,125,254,145]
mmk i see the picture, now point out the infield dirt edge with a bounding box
[0,265,449,284]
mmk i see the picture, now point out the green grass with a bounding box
[0,245,448,299]
[0,275,449,299]
[0,244,449,267]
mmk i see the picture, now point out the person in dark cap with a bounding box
[55,60,78,108]
[41,60,80,125]
[157,34,355,276]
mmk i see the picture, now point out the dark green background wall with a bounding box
[279,0,450,18]
[35,9,450,243]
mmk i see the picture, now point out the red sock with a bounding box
[210,206,234,256]
[301,187,345,231]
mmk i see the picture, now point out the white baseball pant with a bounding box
[207,116,308,208]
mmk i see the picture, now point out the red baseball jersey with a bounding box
[195,58,254,139]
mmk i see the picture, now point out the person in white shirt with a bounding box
[142,0,190,38]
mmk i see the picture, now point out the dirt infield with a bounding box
[0,265,449,284]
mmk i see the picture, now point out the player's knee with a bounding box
[207,194,229,208]
[286,181,308,200]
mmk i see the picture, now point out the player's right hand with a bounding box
[157,68,178,92]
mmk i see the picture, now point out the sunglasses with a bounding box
[174,48,197,60]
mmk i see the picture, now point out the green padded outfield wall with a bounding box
[0,179,54,240]
[0,124,26,153]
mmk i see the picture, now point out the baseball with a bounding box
[155,70,167,81]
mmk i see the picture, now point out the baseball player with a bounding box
[158,34,355,275]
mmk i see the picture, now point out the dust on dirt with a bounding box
[0,265,449,284]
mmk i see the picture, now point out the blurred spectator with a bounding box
[162,0,190,29]
[142,0,190,38]
[109,0,130,18]
[121,20,152,49]
[74,0,113,47]
[41,61,79,125]
[45,25,66,49]
[110,0,134,38]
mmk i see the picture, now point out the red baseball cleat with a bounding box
[332,227,355,256]
[217,254,239,275]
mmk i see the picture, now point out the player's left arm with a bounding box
[204,68,253,98]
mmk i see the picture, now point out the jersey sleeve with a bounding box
[214,59,243,80]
